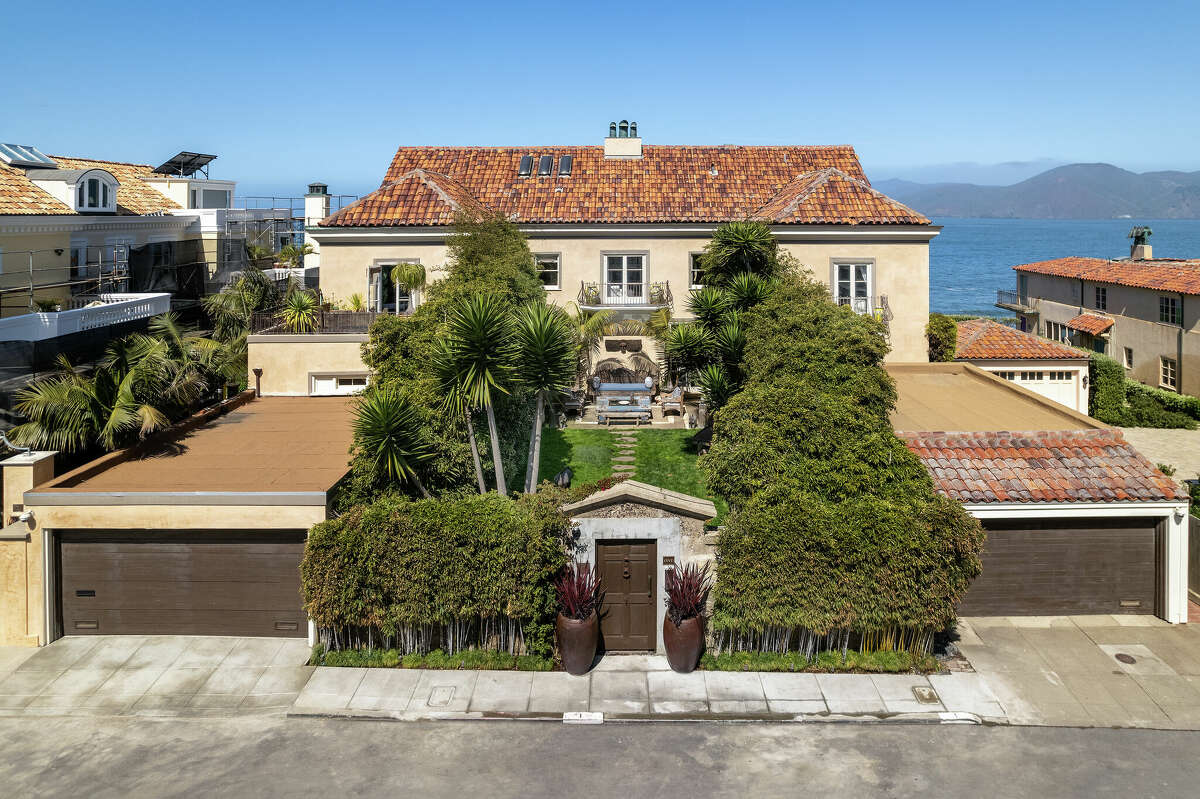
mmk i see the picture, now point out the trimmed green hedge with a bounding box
[310,646,556,671]
[302,493,569,657]
[700,648,940,674]
[1089,353,1128,424]
[925,313,958,362]
[1089,353,1198,429]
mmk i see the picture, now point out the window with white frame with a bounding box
[1123,347,1134,369]
[833,262,872,314]
[604,253,645,301]
[1161,357,1178,390]
[1094,286,1107,311]
[75,173,118,212]
[534,253,560,290]
[368,260,418,312]
[1159,295,1181,325]
[1047,371,1073,382]
[1019,371,1044,382]
[689,253,705,288]
[994,371,1017,381]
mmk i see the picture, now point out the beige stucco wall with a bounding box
[248,334,369,396]
[314,233,931,362]
[0,453,56,646]
[0,231,72,315]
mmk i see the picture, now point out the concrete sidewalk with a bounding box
[290,654,1006,723]
[0,635,312,717]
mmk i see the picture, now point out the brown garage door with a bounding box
[58,531,307,637]
[958,518,1159,616]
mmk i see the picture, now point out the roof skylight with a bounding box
[0,143,56,168]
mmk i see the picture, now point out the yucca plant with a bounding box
[726,271,776,311]
[555,562,602,620]
[352,389,433,497]
[700,221,779,285]
[344,292,366,312]
[279,289,321,333]
[431,339,487,494]
[685,286,731,331]
[443,295,515,494]
[665,562,712,626]
[512,302,576,493]
[697,363,735,410]
[662,323,711,387]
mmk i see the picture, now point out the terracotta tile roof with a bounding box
[320,144,929,227]
[955,318,1088,361]
[1065,313,1115,336]
[323,168,492,227]
[900,430,1187,504]
[0,156,179,216]
[753,168,929,224]
[1015,256,1200,296]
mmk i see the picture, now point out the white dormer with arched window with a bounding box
[26,167,120,214]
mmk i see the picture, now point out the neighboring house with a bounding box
[0,144,293,316]
[890,362,1190,623]
[997,240,1199,396]
[287,122,936,395]
[0,393,353,645]
[954,318,1091,413]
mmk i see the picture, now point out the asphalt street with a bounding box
[2,717,1198,798]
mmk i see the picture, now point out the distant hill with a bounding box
[874,164,1200,219]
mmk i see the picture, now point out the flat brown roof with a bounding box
[887,362,1104,433]
[34,396,354,497]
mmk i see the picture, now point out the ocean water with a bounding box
[929,218,1200,316]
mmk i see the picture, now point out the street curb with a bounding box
[286,709,1000,725]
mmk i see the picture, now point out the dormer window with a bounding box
[75,172,118,212]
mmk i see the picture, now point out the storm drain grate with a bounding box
[912,685,941,704]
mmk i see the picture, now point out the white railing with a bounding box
[0,293,171,342]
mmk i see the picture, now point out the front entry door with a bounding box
[596,539,656,651]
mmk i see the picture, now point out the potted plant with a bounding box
[554,562,602,675]
[663,561,712,673]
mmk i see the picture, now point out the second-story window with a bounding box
[535,254,560,290]
[605,254,645,302]
[834,262,872,314]
[1094,286,1107,311]
[1045,320,1071,343]
[689,254,705,289]
[1159,295,1181,325]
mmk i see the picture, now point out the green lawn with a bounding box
[537,428,616,486]
[633,429,728,523]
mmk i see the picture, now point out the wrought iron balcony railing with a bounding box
[577,281,672,309]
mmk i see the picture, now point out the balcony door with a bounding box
[605,254,645,303]
[835,262,872,314]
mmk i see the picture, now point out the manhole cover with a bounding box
[912,685,940,704]
[1114,653,1137,665]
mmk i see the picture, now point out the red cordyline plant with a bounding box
[555,562,602,620]
[665,562,712,626]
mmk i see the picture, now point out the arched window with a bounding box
[75,171,118,212]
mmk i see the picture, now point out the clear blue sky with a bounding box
[3,0,1197,197]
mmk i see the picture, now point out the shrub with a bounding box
[1089,353,1129,424]
[1125,381,1200,421]
[925,313,957,362]
[302,493,569,657]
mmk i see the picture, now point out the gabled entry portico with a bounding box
[561,480,717,654]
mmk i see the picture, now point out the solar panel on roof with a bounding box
[0,143,56,168]
[152,151,217,177]
[537,155,553,176]
[518,154,533,177]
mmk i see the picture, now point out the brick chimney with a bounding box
[604,120,642,159]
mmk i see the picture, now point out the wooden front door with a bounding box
[596,539,656,651]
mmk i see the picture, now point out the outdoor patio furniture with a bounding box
[661,385,684,416]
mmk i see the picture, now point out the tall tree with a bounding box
[431,339,487,494]
[700,221,780,285]
[512,303,576,493]
[443,295,515,494]
[352,389,433,497]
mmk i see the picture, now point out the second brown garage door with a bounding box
[58,531,307,637]
[958,518,1159,616]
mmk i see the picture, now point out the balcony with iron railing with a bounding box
[249,309,404,335]
[835,295,892,327]
[577,281,673,310]
[995,290,1038,313]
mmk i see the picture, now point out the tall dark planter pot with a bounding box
[557,611,598,675]
[663,616,703,673]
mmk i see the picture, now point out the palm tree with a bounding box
[9,347,171,454]
[700,221,779,285]
[565,303,611,386]
[278,242,314,271]
[711,318,746,375]
[697,363,734,410]
[443,295,515,495]
[726,271,776,311]
[202,268,285,342]
[685,286,731,331]
[431,339,487,494]
[512,303,576,493]
[352,389,433,497]
[391,262,426,314]
[141,312,230,403]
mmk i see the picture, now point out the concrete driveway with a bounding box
[0,636,312,717]
[958,616,1200,728]
[1120,426,1200,481]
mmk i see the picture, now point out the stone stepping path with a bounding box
[610,430,639,479]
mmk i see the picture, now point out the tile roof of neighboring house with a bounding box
[1065,312,1115,336]
[954,318,1088,361]
[320,145,931,227]
[0,156,180,216]
[1014,256,1200,296]
[900,430,1187,504]
[322,168,491,227]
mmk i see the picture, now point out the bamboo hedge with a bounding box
[301,493,569,657]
